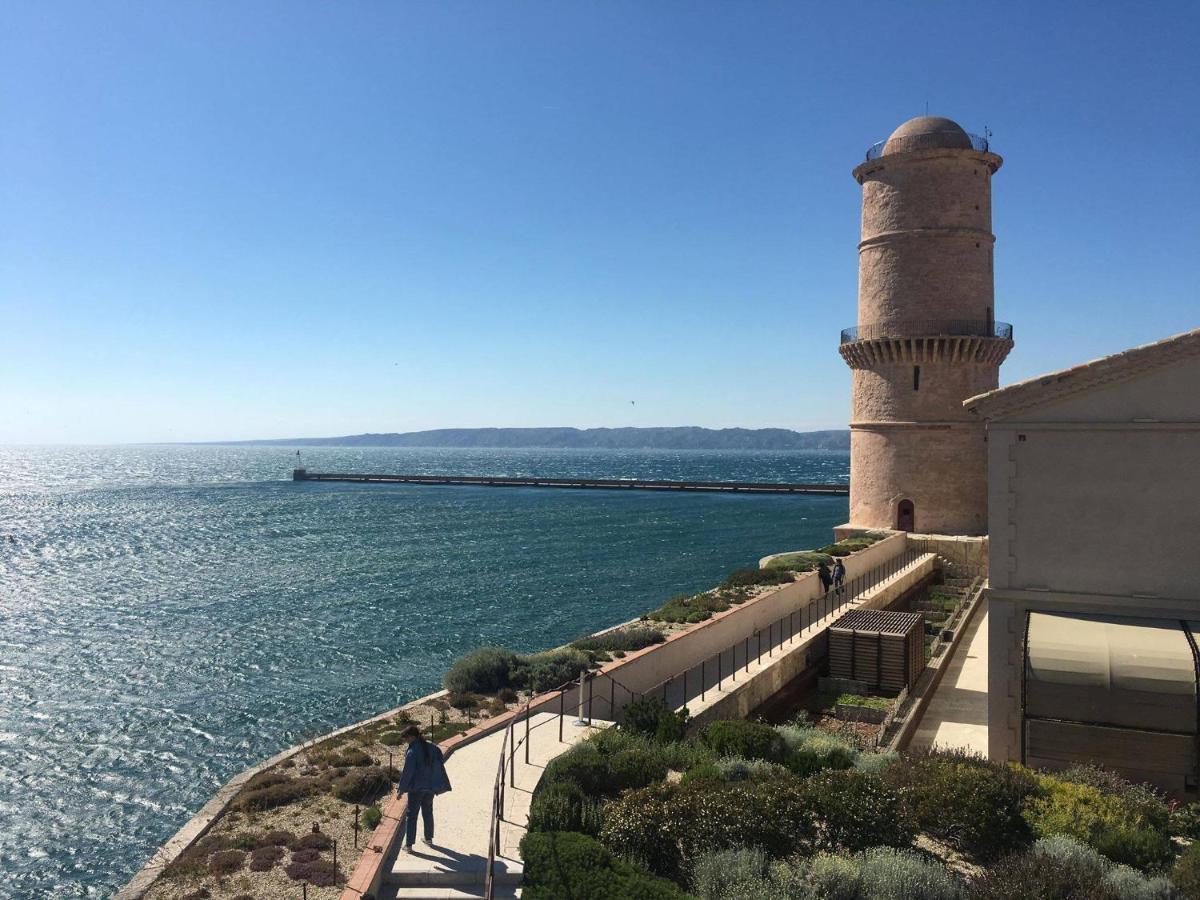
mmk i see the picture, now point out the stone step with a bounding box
[381,886,521,899]
[388,850,522,886]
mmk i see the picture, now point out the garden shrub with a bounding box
[1172,803,1200,841]
[722,568,795,589]
[520,831,691,900]
[624,696,690,743]
[285,855,338,886]
[379,731,405,746]
[296,830,334,851]
[540,740,668,798]
[255,829,296,848]
[207,849,246,875]
[765,551,834,573]
[331,766,392,803]
[236,775,314,811]
[513,648,592,693]
[527,781,606,836]
[690,846,768,900]
[600,778,816,883]
[443,646,520,693]
[447,691,482,713]
[248,844,285,871]
[647,592,730,624]
[330,748,372,767]
[852,750,898,774]
[975,835,1175,900]
[573,626,665,656]
[679,762,722,785]
[362,805,382,830]
[1022,777,1173,870]
[700,720,786,763]
[803,768,914,852]
[1172,841,1200,898]
[882,750,1037,862]
[712,756,792,783]
[797,847,964,900]
[497,687,518,703]
[777,726,857,775]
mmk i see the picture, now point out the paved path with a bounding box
[910,600,989,755]
[380,711,608,900]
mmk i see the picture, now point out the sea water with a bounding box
[0,445,848,897]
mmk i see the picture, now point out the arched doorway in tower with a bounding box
[897,499,915,532]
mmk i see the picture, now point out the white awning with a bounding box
[1025,612,1197,733]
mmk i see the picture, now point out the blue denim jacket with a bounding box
[395,740,452,795]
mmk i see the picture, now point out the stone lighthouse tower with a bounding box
[839,116,1013,535]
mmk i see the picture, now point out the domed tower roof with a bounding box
[881,116,973,155]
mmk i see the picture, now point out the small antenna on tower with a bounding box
[925,100,929,116]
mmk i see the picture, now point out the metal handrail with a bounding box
[865,131,989,161]
[484,674,583,900]
[599,547,925,723]
[840,319,1013,344]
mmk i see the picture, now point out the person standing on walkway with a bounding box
[832,558,846,595]
[395,725,452,852]
[817,561,833,595]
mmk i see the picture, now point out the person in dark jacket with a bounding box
[832,558,846,593]
[817,561,833,594]
[395,725,452,851]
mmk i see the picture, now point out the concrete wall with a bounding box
[984,355,1200,777]
[685,554,936,728]
[572,533,908,712]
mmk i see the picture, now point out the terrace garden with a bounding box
[520,700,1200,899]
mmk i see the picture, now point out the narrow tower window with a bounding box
[913,365,921,391]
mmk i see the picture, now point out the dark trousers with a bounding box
[405,790,435,845]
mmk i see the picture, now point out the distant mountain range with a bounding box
[217,427,850,451]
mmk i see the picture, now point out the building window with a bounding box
[913,365,921,391]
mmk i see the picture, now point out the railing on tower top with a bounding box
[840,319,1013,344]
[864,131,990,161]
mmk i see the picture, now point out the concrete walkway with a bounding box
[380,712,608,900]
[910,600,989,755]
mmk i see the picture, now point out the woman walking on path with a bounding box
[395,725,452,852]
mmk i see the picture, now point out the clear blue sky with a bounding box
[2,2,1197,443]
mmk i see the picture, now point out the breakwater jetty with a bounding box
[292,468,848,495]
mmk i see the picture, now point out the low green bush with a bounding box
[540,740,669,799]
[513,648,592,693]
[700,720,786,764]
[1023,777,1173,871]
[647,592,730,624]
[623,696,690,743]
[331,766,392,803]
[572,626,665,656]
[526,781,606,836]
[975,835,1175,900]
[379,731,405,746]
[1172,841,1200,898]
[600,778,816,883]
[520,831,691,900]
[1171,802,1200,841]
[776,725,857,775]
[882,750,1038,862]
[836,692,890,710]
[797,847,964,900]
[587,726,712,771]
[690,846,768,900]
[764,551,833,573]
[361,805,382,830]
[852,750,898,774]
[443,646,520,694]
[803,768,914,852]
[722,568,795,589]
[427,721,471,742]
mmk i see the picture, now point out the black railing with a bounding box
[840,319,1013,344]
[865,131,989,161]
[575,547,928,724]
